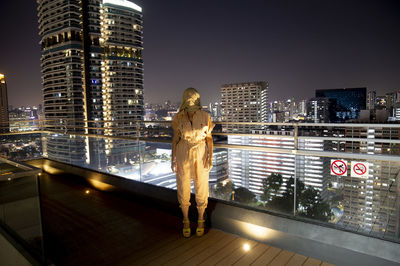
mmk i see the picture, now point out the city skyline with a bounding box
[1,0,400,107]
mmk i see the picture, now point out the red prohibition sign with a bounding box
[331,160,347,175]
[353,163,367,175]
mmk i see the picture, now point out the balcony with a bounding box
[1,120,400,265]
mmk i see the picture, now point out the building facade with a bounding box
[221,81,268,132]
[367,90,376,110]
[307,97,335,123]
[0,74,9,133]
[341,127,400,238]
[221,82,326,201]
[37,0,144,167]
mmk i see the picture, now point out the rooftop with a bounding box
[1,122,400,265]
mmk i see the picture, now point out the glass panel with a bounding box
[297,157,400,242]
[0,158,44,260]
[0,133,44,161]
[140,141,175,187]
[210,146,295,215]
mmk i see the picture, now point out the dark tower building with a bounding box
[315,88,366,122]
[0,73,10,133]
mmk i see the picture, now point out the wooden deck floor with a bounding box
[39,172,333,265]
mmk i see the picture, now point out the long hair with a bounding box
[179,87,202,112]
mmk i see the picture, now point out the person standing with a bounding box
[171,88,214,237]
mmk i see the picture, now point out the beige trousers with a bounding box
[176,141,209,212]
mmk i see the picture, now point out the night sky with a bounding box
[1,0,399,107]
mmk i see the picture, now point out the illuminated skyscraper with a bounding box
[37,0,144,166]
[0,73,10,133]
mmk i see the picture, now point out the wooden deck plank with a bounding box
[35,169,333,266]
[320,262,335,266]
[146,229,218,266]
[233,243,270,265]
[268,250,295,266]
[131,237,190,265]
[285,253,308,266]
[116,233,181,266]
[163,229,226,266]
[181,231,237,266]
[251,246,282,266]
[215,240,258,265]
[303,257,323,266]
[198,236,244,266]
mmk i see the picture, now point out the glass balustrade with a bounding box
[1,121,399,244]
[0,158,44,261]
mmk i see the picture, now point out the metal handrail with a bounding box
[3,118,400,127]
[2,129,400,162]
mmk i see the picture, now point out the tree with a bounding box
[298,186,332,222]
[265,177,299,214]
[261,173,283,202]
[234,187,256,204]
[265,177,332,221]
[212,181,233,201]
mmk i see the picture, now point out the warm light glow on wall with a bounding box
[237,220,278,241]
[88,179,114,191]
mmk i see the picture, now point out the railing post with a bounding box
[294,123,298,151]
[136,120,142,182]
[293,123,298,216]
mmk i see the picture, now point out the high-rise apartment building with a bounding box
[37,0,144,167]
[0,73,10,133]
[228,130,327,200]
[367,90,376,110]
[297,100,307,117]
[307,97,335,123]
[221,81,268,132]
[208,102,222,121]
[221,82,326,199]
[385,92,397,116]
[228,133,296,195]
[342,127,400,238]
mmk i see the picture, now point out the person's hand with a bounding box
[204,157,213,171]
[171,160,178,173]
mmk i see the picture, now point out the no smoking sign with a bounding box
[331,160,348,176]
[351,161,369,178]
